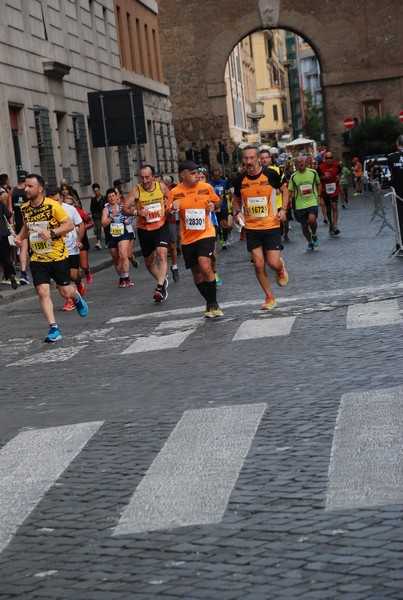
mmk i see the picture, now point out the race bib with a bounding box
[110,222,124,237]
[300,184,313,196]
[185,208,205,230]
[29,232,52,254]
[247,196,268,217]
[145,202,163,223]
[325,183,336,194]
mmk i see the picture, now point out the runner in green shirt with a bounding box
[288,157,322,252]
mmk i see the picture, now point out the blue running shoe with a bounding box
[74,291,88,317]
[306,243,314,252]
[312,234,319,247]
[44,326,62,343]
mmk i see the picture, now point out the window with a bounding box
[72,114,91,185]
[34,107,57,185]
[273,104,279,122]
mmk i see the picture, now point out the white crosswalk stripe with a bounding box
[122,318,200,354]
[326,386,403,511]
[346,299,402,329]
[7,346,84,367]
[0,421,103,553]
[113,403,267,535]
[233,316,296,341]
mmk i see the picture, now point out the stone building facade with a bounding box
[158,0,403,162]
[0,0,177,204]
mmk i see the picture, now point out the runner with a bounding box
[288,157,322,251]
[318,152,342,236]
[232,145,289,311]
[47,186,86,310]
[123,165,171,302]
[169,160,223,318]
[101,188,134,288]
[13,173,88,342]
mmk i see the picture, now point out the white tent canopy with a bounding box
[285,137,315,147]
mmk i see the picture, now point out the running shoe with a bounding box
[19,273,30,285]
[215,273,222,286]
[283,234,289,242]
[275,258,289,287]
[118,278,126,288]
[62,298,76,311]
[312,234,319,247]
[153,286,168,302]
[95,241,102,250]
[221,241,228,250]
[9,274,18,290]
[44,326,62,343]
[77,281,86,296]
[323,219,328,225]
[306,243,314,252]
[342,204,346,209]
[125,278,134,286]
[1,278,11,285]
[85,271,93,284]
[164,276,169,291]
[130,254,140,268]
[211,303,223,318]
[74,291,88,317]
[261,295,277,310]
[171,265,179,282]
[333,228,340,236]
[204,304,215,318]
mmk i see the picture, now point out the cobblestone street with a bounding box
[0,192,402,599]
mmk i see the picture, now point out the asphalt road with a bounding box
[0,191,402,600]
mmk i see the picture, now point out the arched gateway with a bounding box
[159,0,403,162]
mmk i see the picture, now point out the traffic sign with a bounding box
[399,111,403,123]
[343,116,355,130]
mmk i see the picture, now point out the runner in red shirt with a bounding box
[317,152,342,236]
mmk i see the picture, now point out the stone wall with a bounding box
[159,0,403,164]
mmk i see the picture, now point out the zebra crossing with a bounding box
[3,298,403,367]
[1,392,402,555]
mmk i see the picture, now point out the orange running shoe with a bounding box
[62,298,76,311]
[261,295,277,311]
[275,258,289,287]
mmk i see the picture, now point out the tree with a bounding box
[303,92,324,142]
[349,115,403,158]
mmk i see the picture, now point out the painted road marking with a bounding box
[346,299,402,329]
[107,281,403,323]
[326,387,403,511]
[233,316,296,341]
[0,421,103,553]
[121,319,199,354]
[7,346,83,367]
[113,403,267,535]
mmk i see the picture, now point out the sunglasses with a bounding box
[198,168,207,173]
[325,156,333,159]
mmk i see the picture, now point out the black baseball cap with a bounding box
[178,160,199,172]
[18,171,28,182]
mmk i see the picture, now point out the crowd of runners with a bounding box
[0,146,368,342]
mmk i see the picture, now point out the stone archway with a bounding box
[158,0,403,162]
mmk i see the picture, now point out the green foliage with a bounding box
[304,92,324,142]
[349,115,403,158]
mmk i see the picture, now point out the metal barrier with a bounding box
[387,187,403,263]
[370,181,395,235]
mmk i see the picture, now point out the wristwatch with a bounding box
[50,230,58,239]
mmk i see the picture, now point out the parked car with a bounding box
[363,155,391,189]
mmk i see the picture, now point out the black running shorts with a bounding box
[181,237,215,269]
[30,258,71,287]
[246,228,282,252]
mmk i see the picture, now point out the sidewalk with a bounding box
[0,234,141,306]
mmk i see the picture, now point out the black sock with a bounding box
[204,280,217,305]
[222,228,228,241]
[196,281,209,301]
